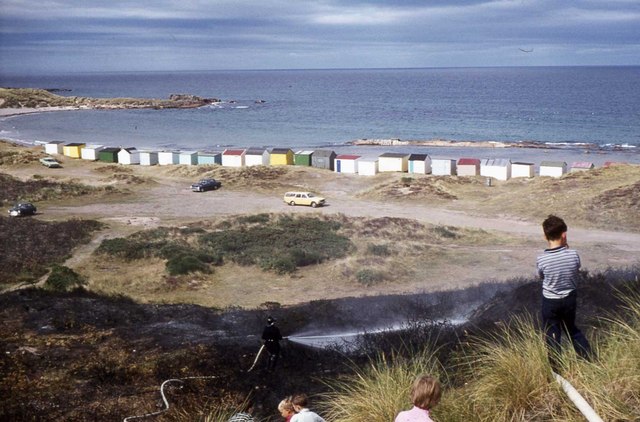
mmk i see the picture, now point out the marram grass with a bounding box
[319,348,443,422]
[317,297,640,422]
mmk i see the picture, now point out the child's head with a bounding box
[278,397,295,417]
[542,215,567,241]
[411,375,441,411]
[291,393,308,412]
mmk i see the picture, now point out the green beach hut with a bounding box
[294,150,313,166]
[98,147,120,163]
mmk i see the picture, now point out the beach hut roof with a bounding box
[312,149,336,157]
[571,161,594,168]
[482,158,510,167]
[271,148,292,154]
[432,157,455,161]
[223,149,246,155]
[84,144,104,149]
[295,150,314,155]
[180,150,197,155]
[101,147,120,153]
[540,161,566,167]
[379,152,409,158]
[121,147,137,153]
[47,140,65,145]
[512,161,534,165]
[198,151,221,156]
[336,154,361,160]
[65,142,85,147]
[408,153,429,161]
[604,161,625,167]
[458,158,480,165]
[245,148,267,155]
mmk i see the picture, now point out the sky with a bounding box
[1,0,639,74]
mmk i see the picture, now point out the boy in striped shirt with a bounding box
[536,215,591,370]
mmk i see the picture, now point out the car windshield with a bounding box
[307,193,315,197]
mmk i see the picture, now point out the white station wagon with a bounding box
[283,192,326,208]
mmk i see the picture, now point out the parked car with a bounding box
[283,192,326,208]
[8,202,37,217]
[191,178,222,192]
[39,157,61,168]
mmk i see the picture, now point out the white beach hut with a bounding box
[570,161,595,172]
[358,158,379,176]
[44,141,64,155]
[158,151,179,165]
[378,153,409,173]
[431,158,457,176]
[245,148,270,166]
[334,154,360,174]
[197,152,222,165]
[408,154,432,174]
[511,162,535,178]
[480,158,511,181]
[539,161,567,178]
[139,150,159,166]
[118,147,140,165]
[457,158,481,176]
[222,149,246,167]
[179,151,198,165]
[80,144,105,161]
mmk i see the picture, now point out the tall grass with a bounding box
[561,288,640,420]
[319,348,443,422]
[319,287,640,422]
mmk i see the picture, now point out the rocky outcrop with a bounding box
[0,87,220,110]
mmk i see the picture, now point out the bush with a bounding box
[45,265,86,291]
[432,225,459,239]
[367,243,391,256]
[261,255,297,274]
[356,269,385,286]
[165,255,209,276]
[96,238,148,260]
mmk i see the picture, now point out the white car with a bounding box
[283,192,326,208]
[39,157,61,168]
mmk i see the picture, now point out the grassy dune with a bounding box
[319,286,640,422]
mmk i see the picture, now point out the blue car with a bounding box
[191,178,222,192]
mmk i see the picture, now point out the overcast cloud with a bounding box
[1,0,639,74]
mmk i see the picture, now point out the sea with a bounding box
[1,66,639,165]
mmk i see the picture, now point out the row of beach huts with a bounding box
[43,141,611,180]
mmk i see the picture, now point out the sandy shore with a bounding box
[0,106,81,117]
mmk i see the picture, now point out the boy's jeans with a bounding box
[542,291,592,368]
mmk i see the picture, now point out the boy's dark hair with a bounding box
[291,393,308,408]
[542,215,567,241]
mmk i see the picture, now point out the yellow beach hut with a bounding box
[270,148,294,165]
[62,142,85,158]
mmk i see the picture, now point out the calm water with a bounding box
[1,67,639,156]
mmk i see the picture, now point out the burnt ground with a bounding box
[1,268,638,421]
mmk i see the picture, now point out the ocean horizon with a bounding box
[1,66,639,164]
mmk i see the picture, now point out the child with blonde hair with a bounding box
[395,375,441,422]
[278,396,295,421]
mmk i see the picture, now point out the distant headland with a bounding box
[0,87,220,113]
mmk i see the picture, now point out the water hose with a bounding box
[552,372,604,422]
[247,344,265,372]
[122,375,217,422]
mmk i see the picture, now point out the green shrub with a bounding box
[261,255,297,274]
[96,238,147,260]
[356,269,385,286]
[45,265,86,291]
[400,176,413,185]
[165,255,209,275]
[367,243,391,256]
[432,225,459,239]
[236,213,270,224]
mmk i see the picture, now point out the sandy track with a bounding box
[44,182,640,254]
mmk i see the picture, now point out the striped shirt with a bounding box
[536,245,581,299]
[227,412,255,422]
